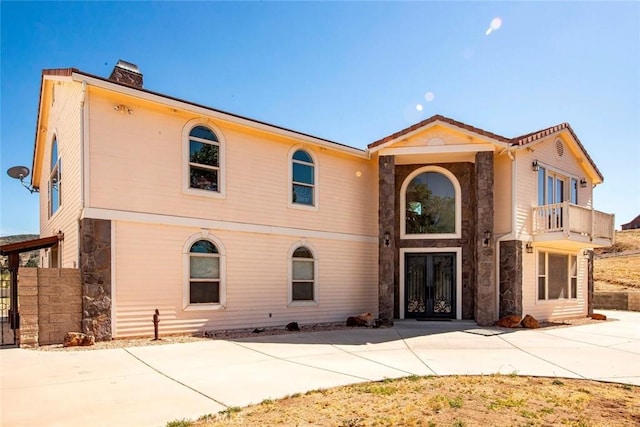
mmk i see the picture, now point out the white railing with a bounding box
[532,202,614,240]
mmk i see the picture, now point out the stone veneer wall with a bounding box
[393,162,476,320]
[474,151,496,326]
[499,240,523,317]
[378,155,396,323]
[79,218,112,341]
[17,267,82,346]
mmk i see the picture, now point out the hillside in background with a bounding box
[594,229,640,292]
[0,234,40,267]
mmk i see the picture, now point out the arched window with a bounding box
[291,150,315,206]
[49,136,61,217]
[290,246,316,302]
[401,167,461,238]
[188,240,221,304]
[188,125,220,192]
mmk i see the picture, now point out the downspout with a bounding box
[79,80,87,209]
[495,148,517,318]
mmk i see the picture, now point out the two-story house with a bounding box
[26,61,614,340]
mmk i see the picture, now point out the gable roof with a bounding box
[368,114,604,183]
[512,122,604,182]
[367,114,512,149]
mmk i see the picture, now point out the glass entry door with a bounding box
[405,253,456,319]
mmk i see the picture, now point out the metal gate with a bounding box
[0,266,17,346]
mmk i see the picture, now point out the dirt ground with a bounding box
[185,375,639,427]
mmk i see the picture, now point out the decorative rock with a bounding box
[63,332,95,347]
[285,322,300,331]
[521,314,540,329]
[346,312,375,327]
[346,316,366,327]
[496,314,522,328]
[590,313,607,321]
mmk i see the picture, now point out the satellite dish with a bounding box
[7,166,30,180]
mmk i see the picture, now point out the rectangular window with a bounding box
[571,178,578,204]
[189,256,220,304]
[538,167,546,206]
[292,258,314,301]
[538,251,578,300]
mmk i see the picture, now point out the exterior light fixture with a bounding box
[384,232,391,247]
[525,242,534,253]
[532,160,539,172]
[483,230,491,246]
[6,166,38,193]
[113,104,133,114]
[579,178,588,188]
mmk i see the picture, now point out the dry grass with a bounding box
[594,229,640,292]
[171,375,639,427]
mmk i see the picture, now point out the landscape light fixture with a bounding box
[6,165,38,193]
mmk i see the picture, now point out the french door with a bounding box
[404,253,456,319]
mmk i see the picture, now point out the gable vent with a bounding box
[555,138,565,158]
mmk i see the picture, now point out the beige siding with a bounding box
[113,221,378,337]
[87,90,377,238]
[521,249,588,320]
[39,81,84,268]
[514,134,594,240]
[493,153,513,235]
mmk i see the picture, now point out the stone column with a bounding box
[499,240,523,317]
[378,155,395,324]
[474,151,496,326]
[79,218,112,341]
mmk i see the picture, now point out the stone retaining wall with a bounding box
[594,292,640,312]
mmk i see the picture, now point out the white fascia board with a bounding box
[369,120,510,154]
[379,143,496,157]
[71,73,369,159]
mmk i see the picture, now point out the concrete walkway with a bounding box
[2,310,639,427]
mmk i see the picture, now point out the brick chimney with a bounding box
[109,60,143,88]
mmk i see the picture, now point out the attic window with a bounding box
[554,139,565,158]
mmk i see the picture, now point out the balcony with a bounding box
[532,202,615,249]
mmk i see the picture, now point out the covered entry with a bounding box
[400,248,462,320]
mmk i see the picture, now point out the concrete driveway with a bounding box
[2,310,639,427]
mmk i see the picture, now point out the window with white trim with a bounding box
[49,136,61,217]
[291,150,315,206]
[291,246,315,302]
[188,126,220,192]
[188,240,221,304]
[537,251,578,300]
[401,167,460,238]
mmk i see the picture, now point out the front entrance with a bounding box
[405,252,456,319]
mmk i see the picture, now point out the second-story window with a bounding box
[49,136,61,217]
[292,149,315,206]
[188,126,220,192]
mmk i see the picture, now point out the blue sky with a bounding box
[1,1,638,235]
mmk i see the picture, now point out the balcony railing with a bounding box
[532,202,615,242]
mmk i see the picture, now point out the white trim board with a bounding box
[81,207,378,244]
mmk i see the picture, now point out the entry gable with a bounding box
[369,115,510,165]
